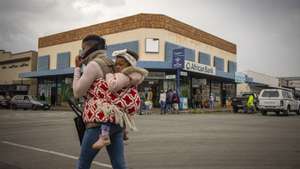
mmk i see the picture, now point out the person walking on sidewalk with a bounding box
[172,91,180,114]
[165,89,173,113]
[159,90,166,114]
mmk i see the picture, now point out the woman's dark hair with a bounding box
[82,34,106,50]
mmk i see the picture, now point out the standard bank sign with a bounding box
[184,60,216,75]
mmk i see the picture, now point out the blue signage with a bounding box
[172,48,185,69]
[235,72,246,83]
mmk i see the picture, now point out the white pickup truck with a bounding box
[258,89,300,116]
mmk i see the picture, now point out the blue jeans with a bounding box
[165,103,172,113]
[209,101,214,109]
[160,101,166,114]
[77,124,127,169]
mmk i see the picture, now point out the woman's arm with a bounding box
[73,61,103,98]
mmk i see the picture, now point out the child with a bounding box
[92,49,148,149]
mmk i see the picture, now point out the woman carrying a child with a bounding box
[73,34,147,169]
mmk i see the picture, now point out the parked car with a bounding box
[0,95,10,108]
[231,92,258,113]
[258,89,300,116]
[10,95,51,110]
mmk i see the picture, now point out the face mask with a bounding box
[79,42,100,60]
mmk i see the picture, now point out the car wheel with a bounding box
[32,105,37,110]
[284,106,290,116]
[297,106,300,115]
[43,106,49,110]
[276,111,280,116]
[261,110,267,116]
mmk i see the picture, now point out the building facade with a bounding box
[0,50,37,97]
[20,13,237,107]
[235,70,280,96]
[279,77,300,98]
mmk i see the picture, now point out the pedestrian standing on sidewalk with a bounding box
[172,91,180,114]
[139,90,146,115]
[209,94,215,110]
[159,90,166,114]
[165,89,173,113]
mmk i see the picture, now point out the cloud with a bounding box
[0,0,126,52]
[0,0,299,76]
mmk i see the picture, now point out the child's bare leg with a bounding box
[92,123,111,149]
[123,129,129,141]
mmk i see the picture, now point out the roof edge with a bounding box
[38,13,236,54]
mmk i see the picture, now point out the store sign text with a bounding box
[184,60,215,75]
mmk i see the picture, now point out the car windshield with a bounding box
[242,94,251,97]
[261,91,279,97]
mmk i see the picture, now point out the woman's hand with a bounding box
[75,55,82,67]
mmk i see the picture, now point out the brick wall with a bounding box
[39,13,236,54]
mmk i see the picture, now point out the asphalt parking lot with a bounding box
[0,109,300,169]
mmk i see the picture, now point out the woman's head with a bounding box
[114,49,139,72]
[80,34,106,60]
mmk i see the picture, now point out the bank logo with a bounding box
[184,60,216,75]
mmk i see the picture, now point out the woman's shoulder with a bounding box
[85,61,102,72]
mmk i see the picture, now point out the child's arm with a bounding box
[106,66,148,92]
[122,66,148,85]
[128,72,144,85]
[106,73,130,92]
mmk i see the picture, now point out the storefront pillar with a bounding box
[209,80,212,96]
[176,69,180,96]
[189,72,193,108]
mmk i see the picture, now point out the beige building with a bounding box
[0,50,37,97]
[21,13,237,107]
[236,70,280,96]
[279,77,300,98]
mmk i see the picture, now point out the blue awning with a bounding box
[215,70,235,80]
[19,68,74,78]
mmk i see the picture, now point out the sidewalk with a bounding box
[141,107,233,115]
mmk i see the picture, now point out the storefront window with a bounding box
[38,79,55,104]
[211,81,221,107]
[57,77,73,106]
[180,76,190,98]
[223,83,236,99]
[38,77,73,106]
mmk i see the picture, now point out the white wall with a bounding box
[244,70,279,87]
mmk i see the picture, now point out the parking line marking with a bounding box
[2,141,112,168]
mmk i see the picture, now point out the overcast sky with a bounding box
[0,0,299,77]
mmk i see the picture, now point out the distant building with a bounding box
[20,13,237,107]
[279,77,300,98]
[0,50,37,97]
[235,70,279,95]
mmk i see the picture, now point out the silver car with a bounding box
[258,89,300,116]
[10,95,50,110]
